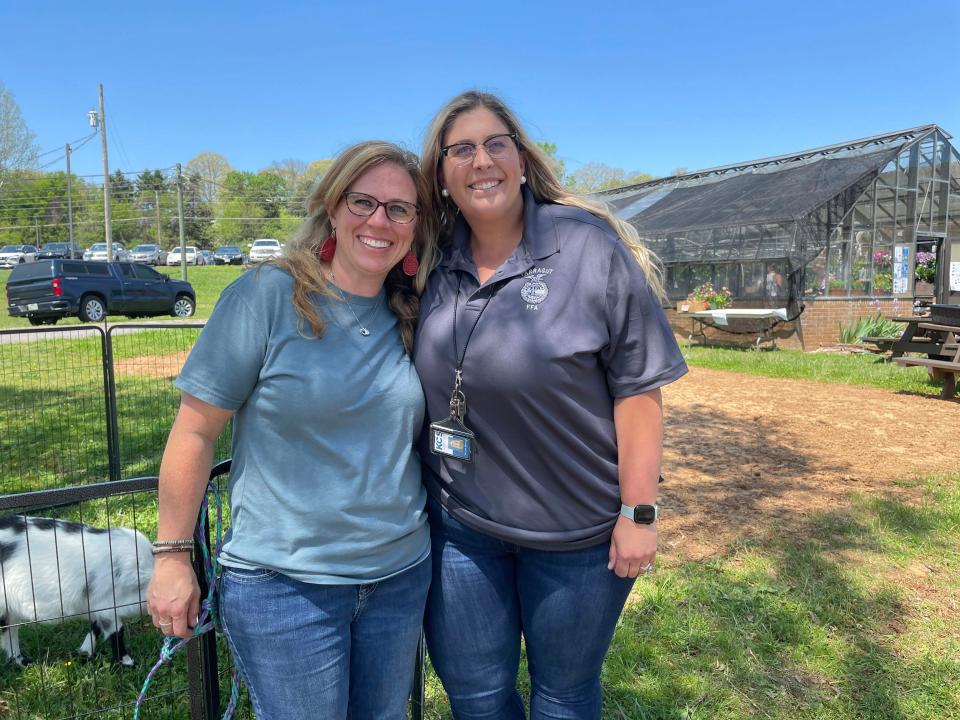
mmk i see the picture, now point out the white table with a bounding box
[685,308,790,352]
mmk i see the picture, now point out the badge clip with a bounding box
[429,368,476,462]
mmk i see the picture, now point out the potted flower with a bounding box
[827,277,847,296]
[914,251,936,295]
[691,282,732,309]
[873,271,893,293]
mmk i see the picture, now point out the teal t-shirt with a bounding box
[175,265,429,584]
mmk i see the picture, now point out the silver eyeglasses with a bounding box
[342,192,419,224]
[440,133,519,166]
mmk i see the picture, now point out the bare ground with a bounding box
[116,355,960,562]
[659,367,960,560]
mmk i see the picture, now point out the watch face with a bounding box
[633,505,657,524]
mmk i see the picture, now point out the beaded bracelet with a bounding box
[152,539,193,549]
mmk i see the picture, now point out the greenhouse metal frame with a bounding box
[602,124,960,312]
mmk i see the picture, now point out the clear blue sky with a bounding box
[3,0,958,181]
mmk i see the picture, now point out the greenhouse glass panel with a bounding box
[827,235,850,294]
[875,185,896,223]
[851,231,872,295]
[715,263,739,296]
[872,236,894,296]
[741,262,764,298]
[918,137,936,180]
[878,160,897,187]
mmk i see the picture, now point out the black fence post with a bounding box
[101,326,121,483]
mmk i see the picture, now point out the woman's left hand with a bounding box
[608,515,657,578]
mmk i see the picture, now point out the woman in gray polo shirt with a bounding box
[146,141,437,720]
[414,91,687,719]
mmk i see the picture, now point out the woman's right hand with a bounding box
[147,554,201,639]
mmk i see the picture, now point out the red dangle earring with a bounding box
[402,250,419,277]
[319,232,336,262]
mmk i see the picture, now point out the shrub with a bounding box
[839,313,904,344]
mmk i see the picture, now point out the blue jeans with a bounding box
[219,558,430,720]
[425,498,635,720]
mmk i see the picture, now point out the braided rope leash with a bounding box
[134,480,243,720]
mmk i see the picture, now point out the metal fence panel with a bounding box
[0,326,112,494]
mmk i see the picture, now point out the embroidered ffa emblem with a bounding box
[520,268,553,309]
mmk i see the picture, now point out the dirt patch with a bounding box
[113,356,957,564]
[658,367,960,560]
[113,352,189,379]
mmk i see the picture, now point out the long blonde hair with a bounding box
[272,140,438,352]
[422,90,664,300]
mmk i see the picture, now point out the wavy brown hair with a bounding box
[422,90,664,300]
[271,140,438,352]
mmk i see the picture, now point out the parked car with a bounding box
[0,245,39,268]
[167,246,199,265]
[213,245,245,265]
[37,242,84,260]
[129,243,168,266]
[248,238,283,263]
[198,250,214,266]
[84,242,130,262]
[5,259,195,325]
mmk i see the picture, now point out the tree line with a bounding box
[1,82,657,250]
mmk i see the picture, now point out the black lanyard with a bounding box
[452,272,499,372]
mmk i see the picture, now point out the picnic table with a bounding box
[879,315,951,359]
[891,320,960,399]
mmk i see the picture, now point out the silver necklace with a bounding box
[329,270,384,336]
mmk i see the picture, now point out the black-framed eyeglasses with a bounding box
[440,133,519,166]
[342,192,419,224]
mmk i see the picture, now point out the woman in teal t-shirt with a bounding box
[146,141,438,720]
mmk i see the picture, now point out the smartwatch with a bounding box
[620,503,658,524]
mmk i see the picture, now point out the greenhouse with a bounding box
[602,124,960,320]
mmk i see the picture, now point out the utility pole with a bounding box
[154,189,162,245]
[34,217,40,246]
[176,163,187,281]
[96,83,113,260]
[65,143,75,247]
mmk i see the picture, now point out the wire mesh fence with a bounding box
[0,326,112,494]
[0,324,230,496]
[0,326,245,719]
[0,324,423,720]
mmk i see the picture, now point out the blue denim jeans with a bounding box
[424,497,635,720]
[219,558,430,720]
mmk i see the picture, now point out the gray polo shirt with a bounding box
[413,188,687,550]
[176,266,429,583]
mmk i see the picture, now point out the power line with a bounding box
[35,131,98,159]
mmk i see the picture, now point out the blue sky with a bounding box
[3,0,958,181]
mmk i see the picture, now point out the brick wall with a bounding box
[666,297,907,351]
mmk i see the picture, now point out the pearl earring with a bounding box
[520,175,526,184]
[441,188,449,197]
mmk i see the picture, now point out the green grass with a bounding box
[4,476,957,720]
[2,280,957,717]
[684,345,948,396]
[0,264,246,330]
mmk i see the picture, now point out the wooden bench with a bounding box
[861,335,897,354]
[893,322,960,399]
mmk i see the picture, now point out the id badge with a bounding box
[429,417,476,462]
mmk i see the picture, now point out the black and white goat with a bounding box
[0,515,154,667]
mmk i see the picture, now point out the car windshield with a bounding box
[253,240,279,247]
[90,244,107,251]
[1,245,21,252]
[218,247,240,253]
[133,245,157,251]
[41,243,68,251]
